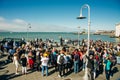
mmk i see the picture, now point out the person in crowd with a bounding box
[41,53,49,76]
[104,57,111,80]
[60,36,63,46]
[78,48,83,70]
[35,48,41,71]
[65,49,72,72]
[103,49,109,61]
[86,55,94,80]
[4,41,9,52]
[13,52,19,75]
[31,47,36,63]
[0,44,4,57]
[93,52,99,79]
[57,48,66,77]
[73,49,80,73]
[8,48,14,62]
[117,44,120,52]
[82,51,87,71]
[0,43,4,53]
[28,50,34,69]
[20,54,27,75]
[51,47,58,71]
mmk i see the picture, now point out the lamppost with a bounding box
[78,26,80,48]
[27,23,31,41]
[77,4,90,80]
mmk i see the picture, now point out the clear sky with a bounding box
[0,0,120,32]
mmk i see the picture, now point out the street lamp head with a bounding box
[77,13,86,19]
[77,7,86,19]
[77,16,86,19]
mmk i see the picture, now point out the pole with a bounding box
[86,4,90,80]
[78,26,80,48]
[87,4,90,57]
[79,4,90,80]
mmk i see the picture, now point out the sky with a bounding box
[0,0,120,32]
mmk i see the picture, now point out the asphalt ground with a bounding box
[0,55,120,80]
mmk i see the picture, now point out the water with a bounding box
[0,32,120,43]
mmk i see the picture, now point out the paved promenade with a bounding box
[0,55,120,80]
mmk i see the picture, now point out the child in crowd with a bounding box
[20,54,27,75]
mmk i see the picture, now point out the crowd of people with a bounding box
[0,38,120,80]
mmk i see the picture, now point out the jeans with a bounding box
[82,62,86,70]
[93,68,96,79]
[42,66,48,76]
[58,64,65,76]
[105,70,110,80]
[74,61,79,73]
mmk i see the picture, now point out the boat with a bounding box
[93,33,100,35]
[73,31,86,35]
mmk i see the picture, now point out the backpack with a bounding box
[59,55,65,64]
[66,56,71,63]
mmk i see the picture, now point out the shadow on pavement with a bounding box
[0,66,7,70]
[111,67,119,77]
[65,69,73,77]
[49,69,56,76]
[0,73,22,80]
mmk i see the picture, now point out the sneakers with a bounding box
[22,72,27,75]
[15,73,19,75]
[82,69,85,71]
[58,75,61,78]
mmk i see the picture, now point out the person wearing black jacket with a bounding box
[86,55,94,80]
[35,49,41,71]
[20,54,27,75]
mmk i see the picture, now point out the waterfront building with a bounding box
[115,23,120,37]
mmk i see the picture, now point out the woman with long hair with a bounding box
[13,52,19,74]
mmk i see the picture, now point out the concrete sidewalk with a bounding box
[0,56,120,80]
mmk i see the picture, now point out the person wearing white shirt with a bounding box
[41,55,49,76]
[13,53,19,75]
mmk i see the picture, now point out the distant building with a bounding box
[95,30,115,35]
[115,23,120,37]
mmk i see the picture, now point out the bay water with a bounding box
[0,32,120,43]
